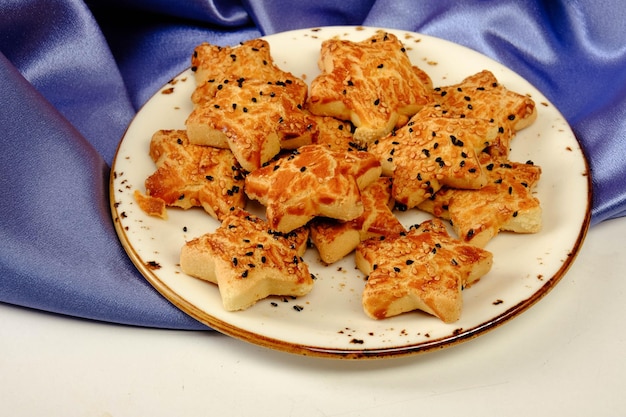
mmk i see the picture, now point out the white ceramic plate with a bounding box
[110,26,591,359]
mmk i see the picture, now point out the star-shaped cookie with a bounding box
[368,111,498,208]
[134,129,246,221]
[186,78,317,172]
[186,39,315,172]
[180,208,313,311]
[244,144,382,233]
[190,38,308,106]
[308,31,432,145]
[429,70,537,157]
[355,219,493,323]
[418,153,542,247]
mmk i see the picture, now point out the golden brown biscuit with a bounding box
[308,31,432,145]
[135,129,245,221]
[190,39,308,105]
[368,112,498,208]
[180,208,313,311]
[186,39,315,172]
[355,219,493,323]
[429,70,537,157]
[309,177,406,264]
[418,153,542,247]
[245,144,382,233]
[186,78,317,172]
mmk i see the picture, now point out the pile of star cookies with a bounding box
[134,31,541,323]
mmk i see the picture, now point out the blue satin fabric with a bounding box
[1,0,625,329]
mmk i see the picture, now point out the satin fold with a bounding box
[0,52,207,329]
[1,0,624,328]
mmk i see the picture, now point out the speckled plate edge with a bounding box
[110,26,592,359]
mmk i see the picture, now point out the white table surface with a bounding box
[2,217,624,417]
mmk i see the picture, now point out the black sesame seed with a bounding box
[450,135,464,147]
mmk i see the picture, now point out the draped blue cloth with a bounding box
[1,0,624,329]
